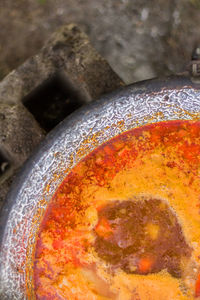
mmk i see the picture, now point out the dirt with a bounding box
[0,0,200,84]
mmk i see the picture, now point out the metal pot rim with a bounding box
[1,75,200,299]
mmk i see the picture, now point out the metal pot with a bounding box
[1,76,200,299]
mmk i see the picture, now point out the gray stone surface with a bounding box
[0,102,45,206]
[0,24,123,105]
[0,0,200,83]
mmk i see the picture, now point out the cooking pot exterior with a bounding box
[0,76,200,299]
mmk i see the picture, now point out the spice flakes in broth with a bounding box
[33,120,200,300]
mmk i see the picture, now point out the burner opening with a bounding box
[0,150,11,180]
[22,72,85,132]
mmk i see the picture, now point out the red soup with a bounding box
[34,120,200,300]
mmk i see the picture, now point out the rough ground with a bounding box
[0,0,199,84]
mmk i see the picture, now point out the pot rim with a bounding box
[1,75,200,299]
[1,75,199,246]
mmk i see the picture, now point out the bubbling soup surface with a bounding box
[34,120,200,299]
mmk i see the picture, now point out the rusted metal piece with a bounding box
[0,24,124,207]
[190,60,200,77]
[189,47,200,83]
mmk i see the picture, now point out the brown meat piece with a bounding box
[94,198,192,278]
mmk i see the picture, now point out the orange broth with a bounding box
[34,120,200,300]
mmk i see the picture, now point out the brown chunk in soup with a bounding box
[94,198,192,277]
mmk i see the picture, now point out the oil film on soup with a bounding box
[33,120,200,300]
